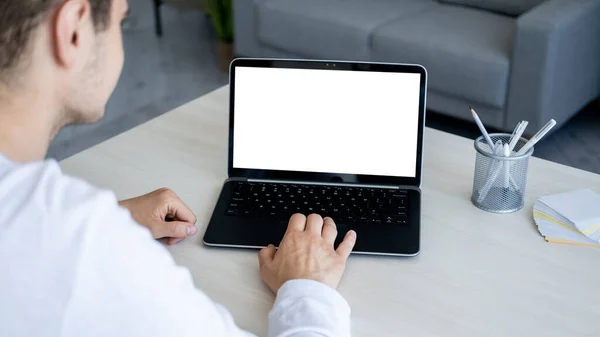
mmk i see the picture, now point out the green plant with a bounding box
[207,0,234,43]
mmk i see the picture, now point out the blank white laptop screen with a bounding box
[233,66,421,178]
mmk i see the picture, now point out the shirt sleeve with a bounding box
[57,178,351,337]
[269,280,351,337]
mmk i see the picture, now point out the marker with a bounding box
[516,119,556,155]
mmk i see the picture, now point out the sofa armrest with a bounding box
[506,0,600,132]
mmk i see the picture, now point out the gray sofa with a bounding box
[233,0,600,132]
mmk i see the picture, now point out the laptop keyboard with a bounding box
[225,182,408,225]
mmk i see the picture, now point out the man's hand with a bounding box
[258,213,357,293]
[119,188,198,245]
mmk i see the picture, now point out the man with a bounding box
[0,0,357,336]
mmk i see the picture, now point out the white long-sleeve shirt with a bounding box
[0,154,351,337]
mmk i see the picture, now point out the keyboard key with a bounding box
[382,209,407,216]
[383,215,407,224]
[226,209,240,216]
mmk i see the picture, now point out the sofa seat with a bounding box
[372,3,515,109]
[256,0,437,61]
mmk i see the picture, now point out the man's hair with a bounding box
[0,0,112,74]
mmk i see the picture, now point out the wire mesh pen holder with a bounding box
[471,133,533,213]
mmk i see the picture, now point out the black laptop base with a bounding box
[204,179,421,256]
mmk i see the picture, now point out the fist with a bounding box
[119,188,198,245]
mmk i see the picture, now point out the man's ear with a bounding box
[53,0,93,69]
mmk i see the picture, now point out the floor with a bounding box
[47,0,600,175]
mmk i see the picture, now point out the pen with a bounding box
[503,143,510,188]
[470,105,495,152]
[516,119,556,155]
[507,121,521,146]
[477,141,503,203]
[508,121,528,153]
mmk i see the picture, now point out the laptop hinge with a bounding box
[246,178,400,189]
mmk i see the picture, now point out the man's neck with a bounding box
[0,89,59,163]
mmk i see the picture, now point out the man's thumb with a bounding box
[157,221,194,238]
[258,245,276,267]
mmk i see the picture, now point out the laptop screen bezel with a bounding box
[228,58,427,187]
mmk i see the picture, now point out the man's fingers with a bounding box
[154,221,197,239]
[321,217,337,244]
[163,190,197,224]
[305,213,324,235]
[258,244,276,269]
[336,230,357,258]
[168,237,186,245]
[285,213,307,234]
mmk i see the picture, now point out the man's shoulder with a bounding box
[0,157,152,276]
[0,159,163,336]
[0,158,117,222]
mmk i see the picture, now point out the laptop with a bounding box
[203,58,427,256]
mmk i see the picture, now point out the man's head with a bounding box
[0,0,129,127]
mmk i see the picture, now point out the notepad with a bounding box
[533,189,600,248]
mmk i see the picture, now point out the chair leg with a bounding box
[153,0,163,36]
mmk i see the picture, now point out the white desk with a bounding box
[60,87,600,336]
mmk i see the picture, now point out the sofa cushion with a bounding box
[439,0,546,16]
[372,4,515,108]
[256,0,437,60]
